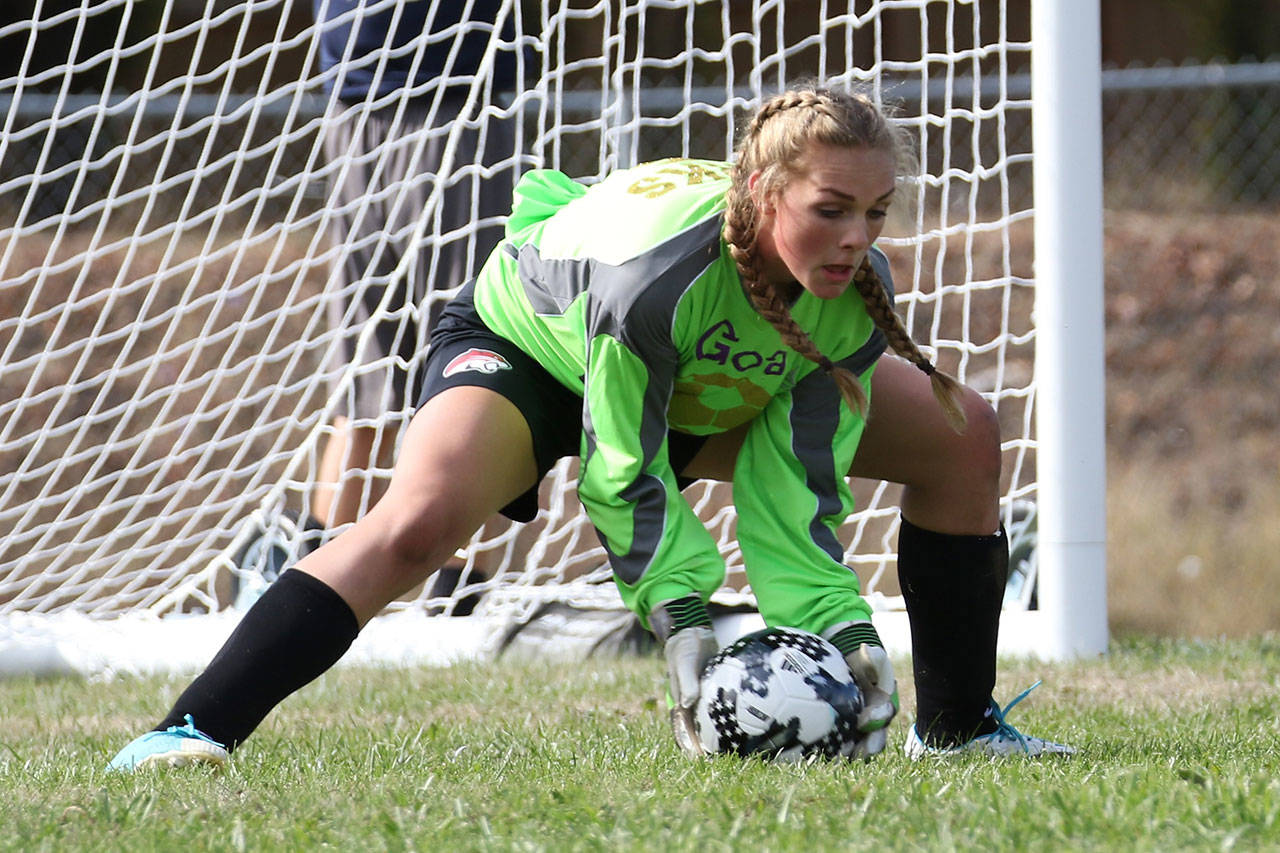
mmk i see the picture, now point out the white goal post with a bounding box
[0,0,1106,676]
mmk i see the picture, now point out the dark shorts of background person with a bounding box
[324,97,519,421]
[418,281,709,523]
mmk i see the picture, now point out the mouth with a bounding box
[820,264,854,282]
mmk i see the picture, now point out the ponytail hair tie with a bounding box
[917,360,937,377]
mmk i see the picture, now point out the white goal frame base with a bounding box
[0,606,1070,680]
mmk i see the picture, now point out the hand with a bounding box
[663,625,718,758]
[844,643,899,759]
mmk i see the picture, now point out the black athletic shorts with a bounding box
[417,281,707,522]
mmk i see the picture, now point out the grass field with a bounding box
[3,635,1278,851]
[2,212,1277,850]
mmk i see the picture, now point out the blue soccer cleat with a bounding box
[904,682,1076,759]
[106,715,229,772]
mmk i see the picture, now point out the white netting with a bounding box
[0,0,1038,670]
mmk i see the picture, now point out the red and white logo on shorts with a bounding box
[442,347,513,378]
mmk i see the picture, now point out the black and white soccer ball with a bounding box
[693,626,864,761]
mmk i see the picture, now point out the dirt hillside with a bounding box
[1102,210,1280,637]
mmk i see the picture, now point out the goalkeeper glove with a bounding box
[824,620,899,760]
[650,596,718,758]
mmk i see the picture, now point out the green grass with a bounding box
[3,636,1279,852]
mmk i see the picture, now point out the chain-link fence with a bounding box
[2,59,1277,226]
[1101,60,1280,210]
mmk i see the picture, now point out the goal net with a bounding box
[0,0,1105,676]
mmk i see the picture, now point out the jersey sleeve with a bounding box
[729,357,877,635]
[576,295,727,628]
[504,168,588,241]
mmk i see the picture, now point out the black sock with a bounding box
[156,569,359,750]
[897,516,1007,747]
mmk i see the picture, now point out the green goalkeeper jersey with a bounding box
[472,158,890,634]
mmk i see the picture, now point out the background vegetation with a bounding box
[1102,211,1280,638]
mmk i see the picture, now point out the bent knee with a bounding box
[375,495,478,569]
[916,385,1003,493]
[958,388,1002,484]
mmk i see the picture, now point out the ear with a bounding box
[747,170,776,216]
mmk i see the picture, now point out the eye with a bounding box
[868,207,889,221]
[817,207,845,219]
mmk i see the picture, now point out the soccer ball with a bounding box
[693,626,865,761]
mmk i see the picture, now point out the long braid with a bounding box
[851,259,967,432]
[727,84,967,432]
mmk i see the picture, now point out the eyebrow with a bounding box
[817,186,897,203]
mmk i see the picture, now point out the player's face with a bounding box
[751,143,897,300]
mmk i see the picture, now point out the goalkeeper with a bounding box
[109,84,1072,771]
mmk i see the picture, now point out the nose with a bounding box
[841,219,870,252]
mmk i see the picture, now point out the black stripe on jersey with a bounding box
[786,365,851,564]
[575,216,725,585]
[791,247,895,564]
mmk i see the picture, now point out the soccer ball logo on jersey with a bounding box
[443,348,513,378]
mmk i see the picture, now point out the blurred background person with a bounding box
[233,0,524,603]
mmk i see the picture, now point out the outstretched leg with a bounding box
[148,387,538,754]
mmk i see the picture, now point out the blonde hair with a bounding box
[723,85,967,433]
